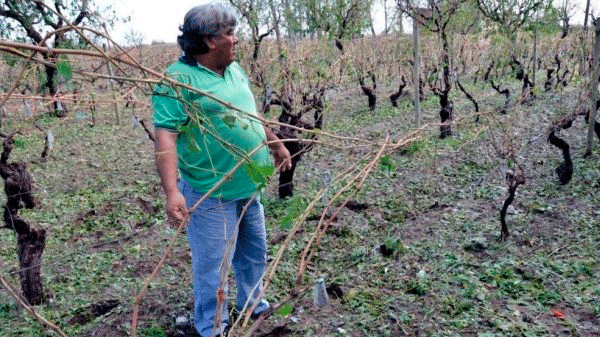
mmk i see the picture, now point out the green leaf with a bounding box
[280,196,306,230]
[244,163,275,189]
[56,60,72,82]
[177,125,201,154]
[258,163,275,177]
[275,303,293,317]
[13,138,26,149]
[186,137,201,154]
[379,154,397,172]
[177,124,191,134]
[221,114,237,127]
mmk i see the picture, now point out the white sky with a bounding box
[108,0,212,45]
[107,0,597,46]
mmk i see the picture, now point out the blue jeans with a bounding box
[180,179,270,337]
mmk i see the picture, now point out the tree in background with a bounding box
[276,0,373,46]
[477,0,562,98]
[268,0,283,44]
[476,0,545,41]
[305,0,373,50]
[228,0,276,64]
[555,0,577,38]
[0,0,123,116]
[476,0,568,41]
[372,0,404,35]
[280,0,311,40]
[124,29,145,47]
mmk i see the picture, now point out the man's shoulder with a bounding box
[228,62,247,76]
[164,59,212,86]
[228,61,242,70]
[165,59,194,74]
[227,62,251,86]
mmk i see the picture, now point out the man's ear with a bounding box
[204,36,216,50]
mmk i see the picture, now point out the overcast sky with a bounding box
[108,0,212,45]
[107,0,597,46]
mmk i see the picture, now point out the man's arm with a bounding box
[155,129,188,227]
[263,125,292,172]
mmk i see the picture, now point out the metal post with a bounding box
[103,27,121,125]
[413,18,421,128]
[532,19,538,87]
[585,19,600,156]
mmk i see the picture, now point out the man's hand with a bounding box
[262,122,292,172]
[271,143,292,172]
[165,191,188,228]
[155,129,188,228]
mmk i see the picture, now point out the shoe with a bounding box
[250,311,264,320]
[174,315,201,336]
[217,326,230,337]
[232,308,263,321]
[175,326,201,337]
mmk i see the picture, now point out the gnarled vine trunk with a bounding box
[267,87,324,199]
[0,136,45,305]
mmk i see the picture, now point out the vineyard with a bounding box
[0,1,600,337]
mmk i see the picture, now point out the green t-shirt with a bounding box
[153,58,272,200]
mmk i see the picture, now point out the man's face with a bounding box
[209,26,238,68]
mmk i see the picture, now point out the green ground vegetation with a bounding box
[0,32,599,337]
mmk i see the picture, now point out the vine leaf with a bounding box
[244,162,275,190]
[178,124,202,154]
[221,113,238,127]
[56,60,73,82]
[275,303,293,317]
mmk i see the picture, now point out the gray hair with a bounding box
[177,4,237,55]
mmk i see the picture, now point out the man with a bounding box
[153,4,291,337]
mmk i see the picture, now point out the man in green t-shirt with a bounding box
[153,4,291,337]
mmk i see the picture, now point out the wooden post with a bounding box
[585,19,600,156]
[138,44,144,64]
[580,1,591,78]
[532,19,538,87]
[584,0,591,33]
[103,42,121,125]
[413,18,421,128]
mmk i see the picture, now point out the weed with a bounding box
[0,304,16,320]
[378,154,397,175]
[533,288,561,306]
[403,279,430,296]
[263,195,307,230]
[345,288,386,317]
[381,198,410,224]
[380,237,407,258]
[443,295,473,317]
[139,325,167,337]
